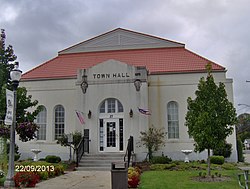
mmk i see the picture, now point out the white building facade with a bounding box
[18,28,237,162]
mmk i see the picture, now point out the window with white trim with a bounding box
[54,105,65,140]
[167,101,179,139]
[36,106,47,140]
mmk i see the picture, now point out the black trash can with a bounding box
[111,162,128,189]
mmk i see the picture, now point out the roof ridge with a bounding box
[58,46,185,57]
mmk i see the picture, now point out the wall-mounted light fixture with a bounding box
[88,110,92,119]
[134,79,142,92]
[81,74,88,94]
[129,109,133,118]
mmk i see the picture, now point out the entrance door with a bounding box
[104,119,119,152]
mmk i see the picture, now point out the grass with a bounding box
[139,170,240,189]
[137,161,246,189]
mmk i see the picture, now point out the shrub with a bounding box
[45,155,61,163]
[150,156,172,164]
[36,171,49,180]
[221,163,238,170]
[0,170,4,178]
[237,138,244,162]
[128,167,141,188]
[54,165,65,176]
[7,143,21,161]
[14,172,40,187]
[210,156,224,165]
[150,163,176,170]
[213,141,232,158]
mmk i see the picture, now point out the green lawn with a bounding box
[139,170,241,189]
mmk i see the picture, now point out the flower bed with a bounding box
[128,166,141,188]
[13,161,66,187]
[14,172,40,187]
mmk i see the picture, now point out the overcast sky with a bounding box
[1,0,250,114]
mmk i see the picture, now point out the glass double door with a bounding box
[104,119,119,152]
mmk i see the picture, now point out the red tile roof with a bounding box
[22,47,225,81]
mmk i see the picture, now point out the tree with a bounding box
[57,131,83,161]
[139,126,166,161]
[185,63,237,176]
[0,29,40,141]
[236,113,250,143]
[0,29,16,90]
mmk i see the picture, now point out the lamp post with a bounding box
[4,64,22,187]
[238,104,250,107]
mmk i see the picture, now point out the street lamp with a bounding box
[4,64,22,187]
[238,104,250,107]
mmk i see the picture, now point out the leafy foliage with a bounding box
[237,138,244,162]
[45,155,61,163]
[150,156,172,164]
[213,141,232,158]
[14,172,40,187]
[128,167,141,188]
[237,113,250,131]
[139,126,166,160]
[16,122,39,142]
[6,142,21,161]
[57,131,82,150]
[0,29,41,142]
[210,156,225,165]
[57,131,83,161]
[236,113,250,144]
[0,124,10,138]
[185,63,237,175]
[0,29,16,90]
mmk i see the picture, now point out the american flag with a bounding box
[75,110,85,124]
[138,107,151,115]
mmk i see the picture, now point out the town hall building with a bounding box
[18,28,237,162]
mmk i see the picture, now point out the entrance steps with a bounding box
[76,153,125,171]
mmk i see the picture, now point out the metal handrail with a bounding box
[124,136,134,167]
[76,136,90,166]
[76,137,84,167]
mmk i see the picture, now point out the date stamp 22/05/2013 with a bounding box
[15,165,55,172]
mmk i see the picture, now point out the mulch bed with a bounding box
[65,162,77,171]
[192,176,231,182]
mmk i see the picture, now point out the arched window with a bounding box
[36,106,47,140]
[99,98,123,113]
[167,101,179,139]
[54,105,65,140]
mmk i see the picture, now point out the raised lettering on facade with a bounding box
[93,73,130,79]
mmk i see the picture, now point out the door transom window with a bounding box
[99,98,123,113]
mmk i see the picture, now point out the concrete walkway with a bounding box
[33,171,111,189]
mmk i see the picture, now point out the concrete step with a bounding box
[76,166,111,171]
[77,153,125,171]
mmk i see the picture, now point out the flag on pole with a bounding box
[75,110,85,124]
[138,107,151,115]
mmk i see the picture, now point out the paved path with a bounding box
[33,171,111,189]
[244,153,250,163]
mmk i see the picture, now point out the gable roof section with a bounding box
[59,28,185,54]
[22,47,225,81]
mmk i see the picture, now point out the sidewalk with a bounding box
[33,171,111,189]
